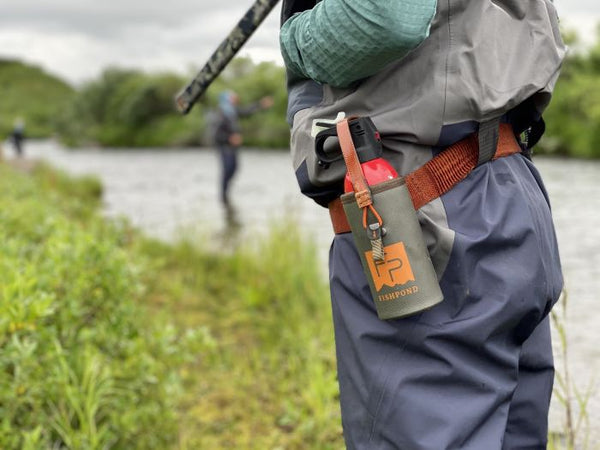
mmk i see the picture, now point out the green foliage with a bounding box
[1,161,340,448]
[0,163,208,449]
[57,58,290,149]
[3,158,593,448]
[541,73,600,158]
[55,68,206,147]
[138,218,342,449]
[0,59,75,139]
[5,24,600,156]
[540,28,600,158]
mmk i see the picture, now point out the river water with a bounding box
[14,140,600,441]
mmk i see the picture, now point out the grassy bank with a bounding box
[4,160,588,449]
[140,228,342,448]
[0,162,197,448]
[0,161,341,448]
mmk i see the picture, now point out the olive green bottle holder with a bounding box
[341,175,444,320]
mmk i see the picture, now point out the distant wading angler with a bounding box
[212,91,273,207]
[280,0,565,448]
[10,118,25,158]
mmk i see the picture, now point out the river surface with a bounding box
[13,140,600,441]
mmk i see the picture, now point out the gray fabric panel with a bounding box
[286,0,566,191]
[286,79,323,126]
[417,197,454,280]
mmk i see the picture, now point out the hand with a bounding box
[229,133,243,147]
[259,96,274,109]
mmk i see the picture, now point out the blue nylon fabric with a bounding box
[502,315,555,449]
[218,145,238,204]
[286,79,323,126]
[328,154,563,449]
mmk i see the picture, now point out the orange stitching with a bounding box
[362,204,384,229]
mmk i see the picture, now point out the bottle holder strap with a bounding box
[337,117,371,206]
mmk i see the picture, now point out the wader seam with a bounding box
[367,320,420,443]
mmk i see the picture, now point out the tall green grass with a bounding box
[138,224,342,449]
[548,291,596,450]
[0,163,207,448]
[0,161,342,448]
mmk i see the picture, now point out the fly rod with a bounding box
[175,0,280,115]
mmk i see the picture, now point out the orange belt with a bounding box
[328,123,521,234]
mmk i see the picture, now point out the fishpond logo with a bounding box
[365,242,416,292]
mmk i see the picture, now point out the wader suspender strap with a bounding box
[477,118,501,166]
[329,122,521,234]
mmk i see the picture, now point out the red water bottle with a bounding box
[342,117,398,192]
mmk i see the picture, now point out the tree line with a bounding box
[0,57,290,149]
[541,29,600,158]
[54,58,291,149]
[1,28,599,155]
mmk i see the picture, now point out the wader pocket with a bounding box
[341,178,443,320]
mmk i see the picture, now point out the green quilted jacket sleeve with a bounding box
[280,0,437,88]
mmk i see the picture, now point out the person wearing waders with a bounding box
[280,0,565,448]
[213,91,273,207]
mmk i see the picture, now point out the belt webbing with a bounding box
[329,123,521,234]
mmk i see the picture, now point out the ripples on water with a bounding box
[16,140,600,438]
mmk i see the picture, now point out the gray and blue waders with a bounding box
[327,121,563,449]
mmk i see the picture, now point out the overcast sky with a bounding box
[0,0,598,85]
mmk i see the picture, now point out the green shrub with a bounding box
[0,59,75,139]
[539,27,600,158]
[55,58,289,149]
[0,161,341,448]
[0,164,207,449]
